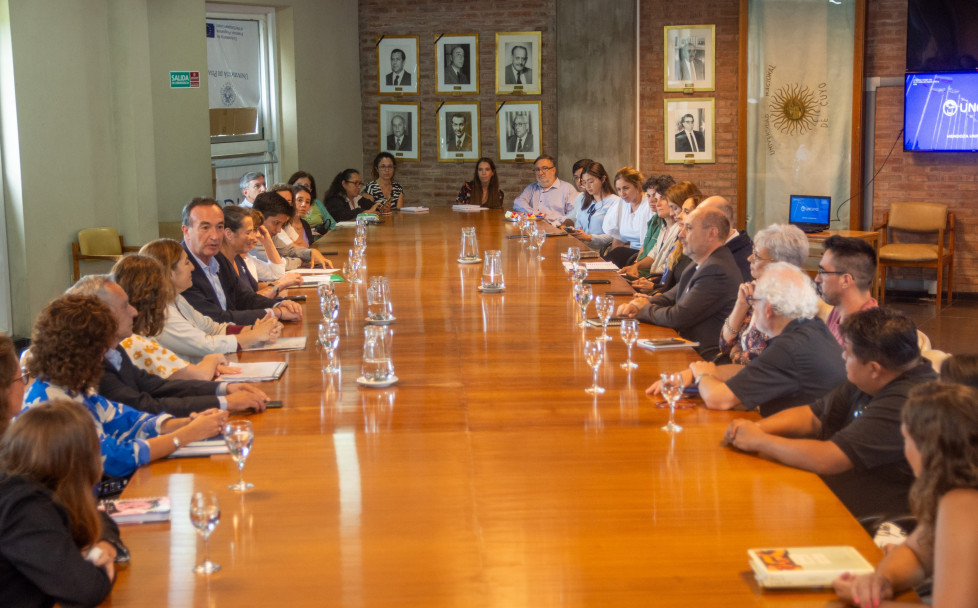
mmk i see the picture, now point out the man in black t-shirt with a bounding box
[685,263,845,417]
[722,307,935,518]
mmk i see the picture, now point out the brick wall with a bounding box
[357,0,558,207]
[867,0,978,292]
[638,1,742,207]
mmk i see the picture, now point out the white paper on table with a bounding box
[583,261,619,271]
[399,206,429,213]
[240,336,307,352]
[292,268,342,275]
[219,361,287,382]
[168,439,229,458]
[451,204,484,212]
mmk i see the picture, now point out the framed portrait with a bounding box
[435,34,478,95]
[377,35,419,95]
[379,102,420,161]
[663,25,715,92]
[496,101,541,163]
[664,98,715,164]
[495,32,541,95]
[437,102,480,162]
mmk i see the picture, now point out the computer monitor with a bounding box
[788,195,831,233]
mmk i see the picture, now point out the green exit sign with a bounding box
[169,71,200,89]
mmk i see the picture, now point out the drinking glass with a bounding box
[583,340,605,395]
[660,372,685,433]
[519,216,533,242]
[573,283,593,329]
[572,266,588,286]
[318,320,340,373]
[459,227,479,261]
[525,222,539,251]
[189,491,221,574]
[481,250,504,289]
[566,246,581,278]
[594,295,615,341]
[354,235,367,256]
[225,420,255,491]
[367,276,394,321]
[532,227,546,260]
[319,293,339,321]
[355,221,367,240]
[620,319,639,370]
[342,262,357,298]
[317,280,334,298]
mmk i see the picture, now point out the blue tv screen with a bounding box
[905,72,978,152]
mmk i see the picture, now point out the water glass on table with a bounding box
[573,283,593,329]
[318,321,340,373]
[566,246,581,278]
[481,250,505,290]
[361,325,395,383]
[459,227,480,262]
[594,295,615,341]
[532,227,546,260]
[320,292,339,321]
[583,339,605,395]
[367,276,394,321]
[659,372,685,433]
[620,319,639,370]
[224,420,255,491]
[189,491,221,574]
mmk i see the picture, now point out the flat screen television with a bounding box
[905,71,978,151]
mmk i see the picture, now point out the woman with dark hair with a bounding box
[631,187,703,295]
[323,169,382,222]
[566,161,619,250]
[620,175,683,279]
[0,400,116,606]
[220,206,302,299]
[291,183,318,245]
[939,354,978,389]
[455,158,503,208]
[139,239,281,360]
[21,295,228,478]
[112,255,242,380]
[288,170,334,235]
[834,381,978,607]
[0,334,24,433]
[363,152,403,212]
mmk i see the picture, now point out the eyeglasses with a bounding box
[16,368,28,384]
[746,295,764,306]
[377,165,395,171]
[533,166,555,174]
[345,180,363,186]
[816,266,847,277]
[749,249,772,262]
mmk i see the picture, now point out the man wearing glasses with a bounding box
[675,114,704,153]
[815,236,878,347]
[512,155,579,221]
[671,263,845,417]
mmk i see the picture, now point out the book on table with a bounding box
[99,496,171,524]
[219,361,287,383]
[241,336,307,352]
[167,438,229,459]
[637,337,699,351]
[747,546,874,589]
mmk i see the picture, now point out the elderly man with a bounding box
[67,276,268,417]
[238,171,265,208]
[672,263,845,416]
[504,45,532,84]
[816,235,878,347]
[444,46,469,85]
[512,155,579,221]
[617,206,741,359]
[506,114,532,154]
[386,115,411,151]
[180,197,303,325]
[698,195,752,281]
[723,307,936,518]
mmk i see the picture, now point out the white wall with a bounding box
[0,0,361,336]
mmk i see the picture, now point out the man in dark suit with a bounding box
[504,45,532,85]
[675,114,705,153]
[66,275,268,417]
[444,46,469,85]
[446,114,471,151]
[386,115,412,151]
[180,197,303,325]
[506,114,531,153]
[384,48,411,87]
[617,207,741,359]
[699,196,752,281]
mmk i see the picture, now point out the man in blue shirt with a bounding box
[512,155,579,221]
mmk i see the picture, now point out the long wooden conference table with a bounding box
[106,208,897,607]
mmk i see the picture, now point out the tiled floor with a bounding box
[886,292,978,355]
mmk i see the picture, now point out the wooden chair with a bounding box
[876,202,955,310]
[71,227,140,282]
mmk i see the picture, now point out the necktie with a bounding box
[517,138,523,153]
[457,137,463,148]
[396,137,402,149]
[516,70,522,84]
[394,74,400,86]
[688,132,698,152]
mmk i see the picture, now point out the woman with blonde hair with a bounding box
[834,381,978,607]
[139,239,281,361]
[0,400,117,606]
[602,166,654,267]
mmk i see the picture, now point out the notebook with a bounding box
[788,194,831,233]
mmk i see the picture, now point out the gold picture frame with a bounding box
[377,35,419,95]
[495,31,541,95]
[378,102,420,161]
[435,34,479,95]
[664,98,715,164]
[437,102,480,162]
[663,25,715,93]
[496,100,541,163]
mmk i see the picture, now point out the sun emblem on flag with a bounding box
[771,83,819,135]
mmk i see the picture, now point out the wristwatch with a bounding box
[172,436,182,450]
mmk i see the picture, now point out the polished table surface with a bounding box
[106,209,892,607]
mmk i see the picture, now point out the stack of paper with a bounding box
[168,439,228,459]
[584,261,619,271]
[451,204,483,212]
[220,361,288,383]
[399,206,429,213]
[241,336,307,352]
